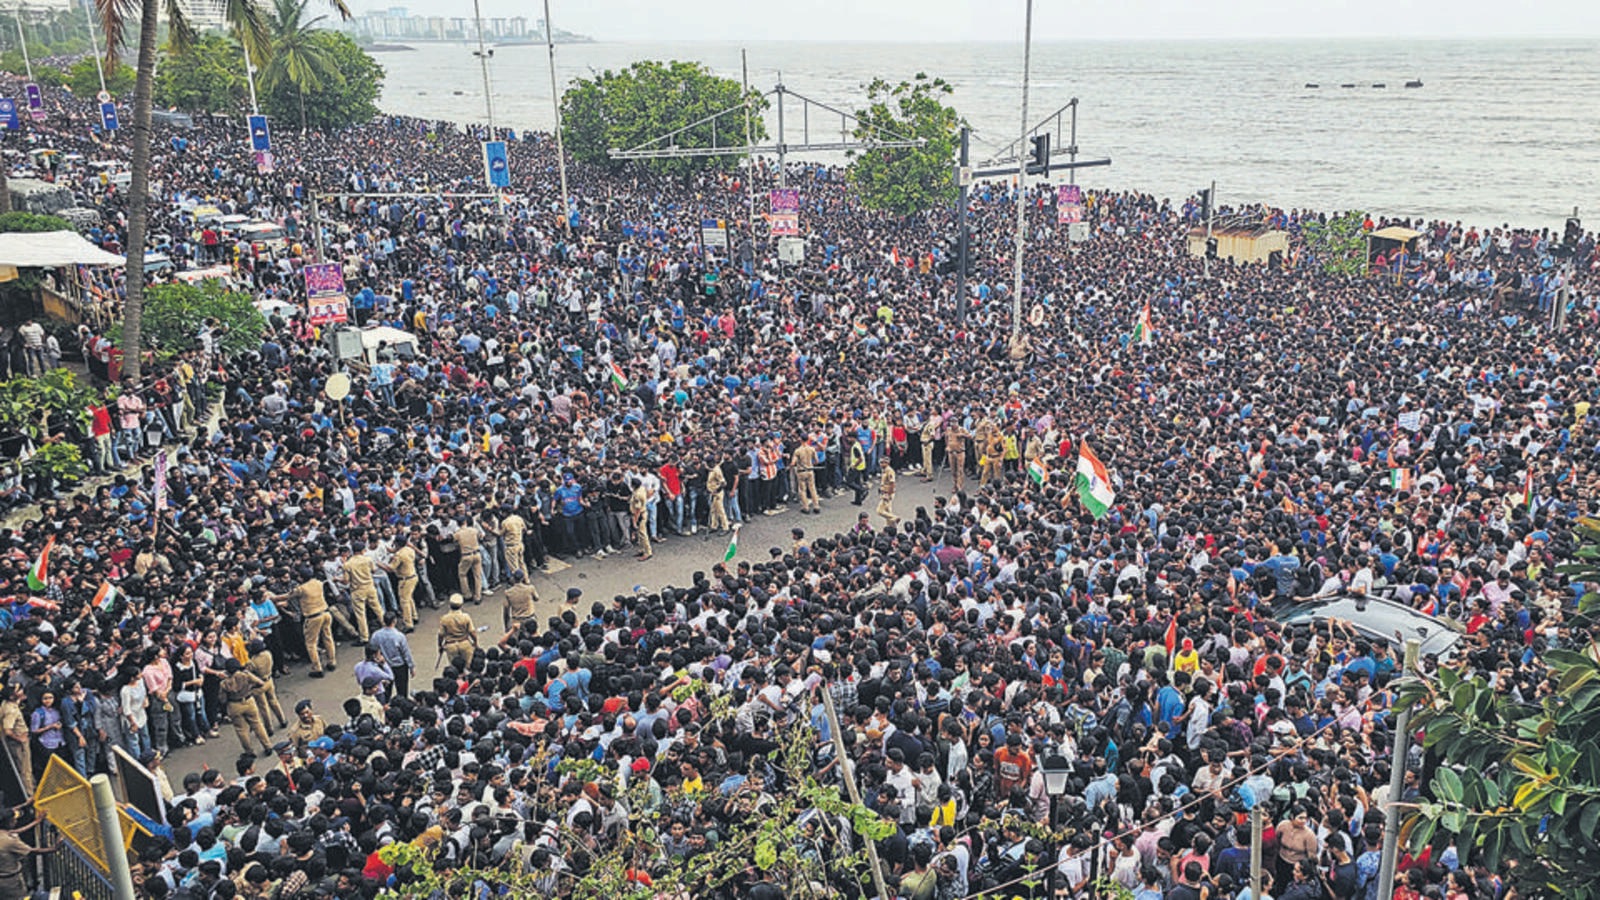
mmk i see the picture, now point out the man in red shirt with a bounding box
[659,459,684,535]
[994,732,1034,801]
[88,402,117,473]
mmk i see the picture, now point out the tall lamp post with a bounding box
[1043,753,1072,898]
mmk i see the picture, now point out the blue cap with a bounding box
[309,737,334,751]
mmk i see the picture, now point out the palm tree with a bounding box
[258,0,337,133]
[98,0,348,381]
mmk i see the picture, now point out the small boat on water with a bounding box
[1372,83,1386,88]
[1305,83,1320,88]
[1404,79,1424,88]
[452,90,465,95]
[1340,83,1356,88]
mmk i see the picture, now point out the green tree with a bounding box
[260,30,379,132]
[0,212,74,233]
[1301,210,1370,278]
[65,57,136,97]
[560,60,768,177]
[846,73,963,217]
[106,280,265,359]
[257,0,339,131]
[153,33,248,113]
[1400,517,1600,900]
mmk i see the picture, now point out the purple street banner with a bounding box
[303,262,349,326]
[23,84,43,121]
[1057,184,1084,224]
[769,189,800,237]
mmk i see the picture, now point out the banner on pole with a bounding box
[1057,184,1084,224]
[303,262,349,326]
[700,218,728,249]
[153,450,168,511]
[483,140,510,188]
[0,99,17,132]
[23,84,42,121]
[247,114,271,152]
[253,150,274,174]
[98,101,118,131]
[769,189,800,237]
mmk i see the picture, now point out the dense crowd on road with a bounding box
[0,69,1592,900]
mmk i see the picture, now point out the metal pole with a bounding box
[820,683,891,900]
[1249,804,1264,900]
[308,191,325,262]
[1068,99,1078,185]
[16,12,33,82]
[472,0,504,226]
[776,81,787,189]
[542,0,571,234]
[91,774,136,900]
[955,126,970,324]
[742,49,757,267]
[243,43,259,114]
[1010,0,1034,341]
[1203,179,1215,279]
[1376,639,1421,900]
[81,0,106,95]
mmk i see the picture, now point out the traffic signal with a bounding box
[1206,238,1219,260]
[1564,216,1583,252]
[1027,134,1051,176]
[1198,189,1212,220]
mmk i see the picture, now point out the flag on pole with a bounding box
[1523,468,1536,517]
[1163,617,1178,660]
[25,535,53,592]
[1073,442,1116,519]
[1027,459,1050,486]
[721,524,741,563]
[92,581,121,611]
[1388,468,1413,492]
[1131,301,1154,346]
[607,361,629,392]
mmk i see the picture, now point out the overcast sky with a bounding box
[354,0,1598,42]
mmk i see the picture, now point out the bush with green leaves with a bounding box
[1301,211,1370,278]
[107,280,265,360]
[0,212,74,234]
[847,73,964,217]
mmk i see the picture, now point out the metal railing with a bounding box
[37,820,117,900]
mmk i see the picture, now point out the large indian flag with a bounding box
[1074,442,1115,519]
[1131,301,1154,346]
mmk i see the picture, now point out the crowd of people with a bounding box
[0,66,1592,900]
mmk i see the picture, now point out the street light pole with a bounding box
[955,125,970,325]
[542,0,571,234]
[471,0,505,227]
[1009,0,1034,341]
[1376,639,1422,900]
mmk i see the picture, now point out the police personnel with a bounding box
[342,544,383,644]
[286,699,325,756]
[503,569,538,632]
[437,594,477,670]
[455,519,484,604]
[270,569,336,678]
[220,659,271,757]
[391,530,421,632]
[244,640,289,733]
[792,437,821,515]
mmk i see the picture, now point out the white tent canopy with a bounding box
[0,230,124,268]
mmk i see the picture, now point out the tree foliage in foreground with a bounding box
[1400,517,1600,900]
[561,60,769,178]
[154,34,249,114]
[847,73,963,217]
[1301,210,1370,278]
[108,280,265,360]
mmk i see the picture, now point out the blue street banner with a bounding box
[0,99,17,132]
[23,84,42,121]
[99,102,118,131]
[482,140,509,188]
[247,114,271,152]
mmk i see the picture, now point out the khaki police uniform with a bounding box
[455,525,484,603]
[344,553,383,642]
[221,669,271,756]
[792,442,820,513]
[438,607,477,669]
[392,542,420,630]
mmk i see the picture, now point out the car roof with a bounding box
[1271,594,1464,658]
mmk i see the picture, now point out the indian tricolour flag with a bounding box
[25,535,53,592]
[721,524,741,563]
[1027,459,1050,486]
[1523,468,1536,516]
[1073,442,1115,519]
[608,361,629,392]
[93,581,121,611]
[1131,301,1154,346]
[1389,468,1413,492]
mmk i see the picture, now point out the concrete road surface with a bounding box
[163,470,950,776]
